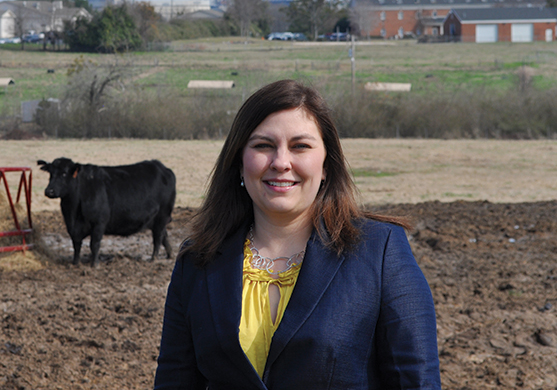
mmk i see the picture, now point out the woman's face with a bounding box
[241,108,327,224]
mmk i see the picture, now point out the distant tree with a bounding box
[349,0,379,39]
[285,0,348,40]
[9,4,31,50]
[547,0,557,6]
[64,4,142,52]
[333,13,350,32]
[129,2,162,43]
[63,55,135,137]
[226,0,269,38]
[61,0,93,11]
[74,0,93,13]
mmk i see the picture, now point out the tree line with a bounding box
[61,0,351,53]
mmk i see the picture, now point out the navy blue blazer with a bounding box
[154,220,441,390]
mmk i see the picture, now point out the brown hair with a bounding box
[184,79,409,266]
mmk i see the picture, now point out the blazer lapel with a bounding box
[205,224,267,388]
[265,233,346,371]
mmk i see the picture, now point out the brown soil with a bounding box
[1,201,556,389]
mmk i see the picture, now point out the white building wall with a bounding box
[152,0,211,20]
[0,10,15,38]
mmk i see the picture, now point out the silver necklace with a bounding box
[248,226,305,275]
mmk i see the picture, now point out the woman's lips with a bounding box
[266,180,296,187]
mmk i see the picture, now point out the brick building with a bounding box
[352,0,546,39]
[445,7,557,42]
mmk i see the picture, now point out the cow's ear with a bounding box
[72,163,80,179]
[37,160,50,172]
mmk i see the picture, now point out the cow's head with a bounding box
[37,158,80,199]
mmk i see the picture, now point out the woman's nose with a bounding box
[270,148,292,171]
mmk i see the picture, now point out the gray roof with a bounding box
[180,8,224,19]
[452,7,557,21]
[357,0,545,9]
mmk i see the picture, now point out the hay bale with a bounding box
[0,190,31,248]
[0,251,44,272]
[0,188,53,272]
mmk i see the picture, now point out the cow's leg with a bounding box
[71,238,82,265]
[162,229,173,259]
[150,226,163,261]
[89,227,104,268]
[150,218,171,261]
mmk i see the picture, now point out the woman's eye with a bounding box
[253,143,273,149]
[293,143,311,149]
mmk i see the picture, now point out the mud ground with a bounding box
[1,201,556,389]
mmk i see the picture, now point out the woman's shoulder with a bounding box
[356,217,408,238]
[348,217,412,255]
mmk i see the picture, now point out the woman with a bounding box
[154,80,441,389]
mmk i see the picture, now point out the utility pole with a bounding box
[350,33,355,95]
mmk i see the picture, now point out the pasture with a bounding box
[2,39,557,114]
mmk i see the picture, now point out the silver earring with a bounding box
[240,178,245,187]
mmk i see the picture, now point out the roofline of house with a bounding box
[460,18,557,23]
[374,3,495,9]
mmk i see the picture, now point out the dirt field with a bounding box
[2,139,556,211]
[1,139,556,389]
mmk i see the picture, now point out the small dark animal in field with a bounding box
[38,158,176,267]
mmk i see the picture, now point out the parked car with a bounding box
[0,37,22,44]
[266,32,294,41]
[292,33,307,41]
[329,32,350,41]
[23,33,44,43]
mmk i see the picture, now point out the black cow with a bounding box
[37,158,176,267]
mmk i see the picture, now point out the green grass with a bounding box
[3,39,557,114]
[351,168,398,178]
[442,192,474,198]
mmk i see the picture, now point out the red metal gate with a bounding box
[0,167,33,253]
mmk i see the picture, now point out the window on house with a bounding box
[398,11,404,20]
[432,10,437,17]
[381,28,386,37]
[398,27,404,37]
[381,11,386,21]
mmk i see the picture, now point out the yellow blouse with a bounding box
[239,240,303,378]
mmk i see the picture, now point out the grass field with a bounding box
[2,39,557,114]
[1,139,555,212]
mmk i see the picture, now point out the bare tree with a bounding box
[228,0,268,38]
[63,56,136,137]
[10,4,31,50]
[286,0,347,41]
[350,0,379,39]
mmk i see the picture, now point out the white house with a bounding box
[0,9,15,38]
[149,0,211,20]
[0,1,91,38]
